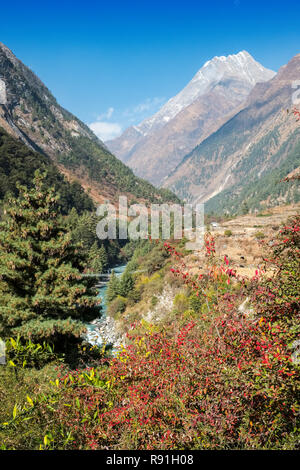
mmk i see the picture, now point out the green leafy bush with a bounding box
[255,231,265,239]
[5,337,58,369]
[107,296,127,317]
[224,229,232,237]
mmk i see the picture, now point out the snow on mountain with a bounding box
[106,51,276,186]
[135,51,275,137]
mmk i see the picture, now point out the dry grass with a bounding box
[189,203,300,278]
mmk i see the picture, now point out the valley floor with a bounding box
[193,203,300,278]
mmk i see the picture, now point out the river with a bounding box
[85,263,127,347]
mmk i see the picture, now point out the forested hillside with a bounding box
[0,127,94,214]
[0,42,179,206]
[206,125,300,214]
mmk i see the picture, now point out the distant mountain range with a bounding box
[1,41,298,217]
[107,51,275,186]
[164,54,300,213]
[108,51,300,214]
[0,42,179,207]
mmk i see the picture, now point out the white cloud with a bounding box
[123,97,166,118]
[134,97,165,114]
[97,107,114,120]
[89,121,122,141]
[88,97,166,142]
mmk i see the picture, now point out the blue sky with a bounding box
[1,0,300,140]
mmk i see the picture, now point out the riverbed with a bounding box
[85,263,127,348]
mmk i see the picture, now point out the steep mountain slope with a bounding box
[163,54,300,213]
[107,51,275,185]
[0,126,94,214]
[0,42,179,206]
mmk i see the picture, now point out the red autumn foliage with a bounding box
[22,217,300,450]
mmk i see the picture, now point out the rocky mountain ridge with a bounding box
[163,54,300,213]
[107,51,275,185]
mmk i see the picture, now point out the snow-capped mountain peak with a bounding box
[136,51,275,136]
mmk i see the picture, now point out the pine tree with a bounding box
[67,207,79,230]
[119,271,134,297]
[106,270,120,303]
[88,242,107,274]
[98,244,108,271]
[0,171,99,346]
[241,201,249,215]
[72,212,96,249]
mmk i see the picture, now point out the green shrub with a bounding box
[189,293,203,313]
[107,296,127,317]
[5,337,58,369]
[256,212,272,217]
[173,293,189,314]
[255,231,266,239]
[127,288,142,303]
[224,229,232,237]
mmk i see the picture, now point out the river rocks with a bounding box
[238,297,255,318]
[145,285,176,323]
[85,264,127,351]
[86,315,124,349]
